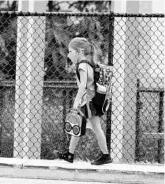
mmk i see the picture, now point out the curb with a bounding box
[0,158,164,184]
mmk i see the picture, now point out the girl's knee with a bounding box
[89,116,102,133]
[89,115,100,124]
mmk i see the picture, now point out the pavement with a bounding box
[0,158,164,184]
[0,177,116,184]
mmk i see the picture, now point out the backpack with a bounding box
[76,60,113,115]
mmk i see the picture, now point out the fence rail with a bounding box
[0,12,164,164]
[0,11,164,17]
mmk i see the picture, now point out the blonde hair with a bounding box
[68,37,98,66]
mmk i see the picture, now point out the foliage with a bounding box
[47,1,111,12]
[0,14,17,80]
[0,87,106,161]
[0,1,17,11]
[0,1,17,80]
[0,1,112,80]
[45,11,111,79]
[45,1,112,80]
[45,13,111,80]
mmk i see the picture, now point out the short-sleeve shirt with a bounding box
[76,62,95,107]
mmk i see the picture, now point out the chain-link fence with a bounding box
[0,12,164,164]
[135,79,164,163]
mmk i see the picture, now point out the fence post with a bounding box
[0,124,2,155]
[122,0,154,163]
[121,1,142,163]
[14,1,47,159]
[157,91,164,163]
[111,0,127,163]
[111,0,153,163]
[135,79,141,162]
[106,15,114,154]
[0,86,3,156]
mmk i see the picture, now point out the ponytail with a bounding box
[90,43,98,66]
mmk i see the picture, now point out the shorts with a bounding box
[81,96,104,118]
[80,101,95,119]
[92,92,106,117]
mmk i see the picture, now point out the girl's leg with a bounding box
[89,116,109,154]
[89,116,112,165]
[69,136,80,154]
[58,136,79,163]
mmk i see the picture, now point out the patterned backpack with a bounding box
[76,60,113,115]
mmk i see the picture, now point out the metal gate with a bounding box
[135,79,164,163]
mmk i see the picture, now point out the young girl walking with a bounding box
[59,37,112,165]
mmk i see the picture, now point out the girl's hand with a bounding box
[73,102,79,110]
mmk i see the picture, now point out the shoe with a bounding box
[91,153,112,165]
[57,151,74,163]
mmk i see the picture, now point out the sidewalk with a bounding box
[0,177,116,184]
[0,158,164,184]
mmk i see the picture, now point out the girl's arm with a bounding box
[73,69,87,109]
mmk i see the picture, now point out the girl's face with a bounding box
[67,47,79,64]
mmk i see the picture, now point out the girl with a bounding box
[59,37,112,165]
